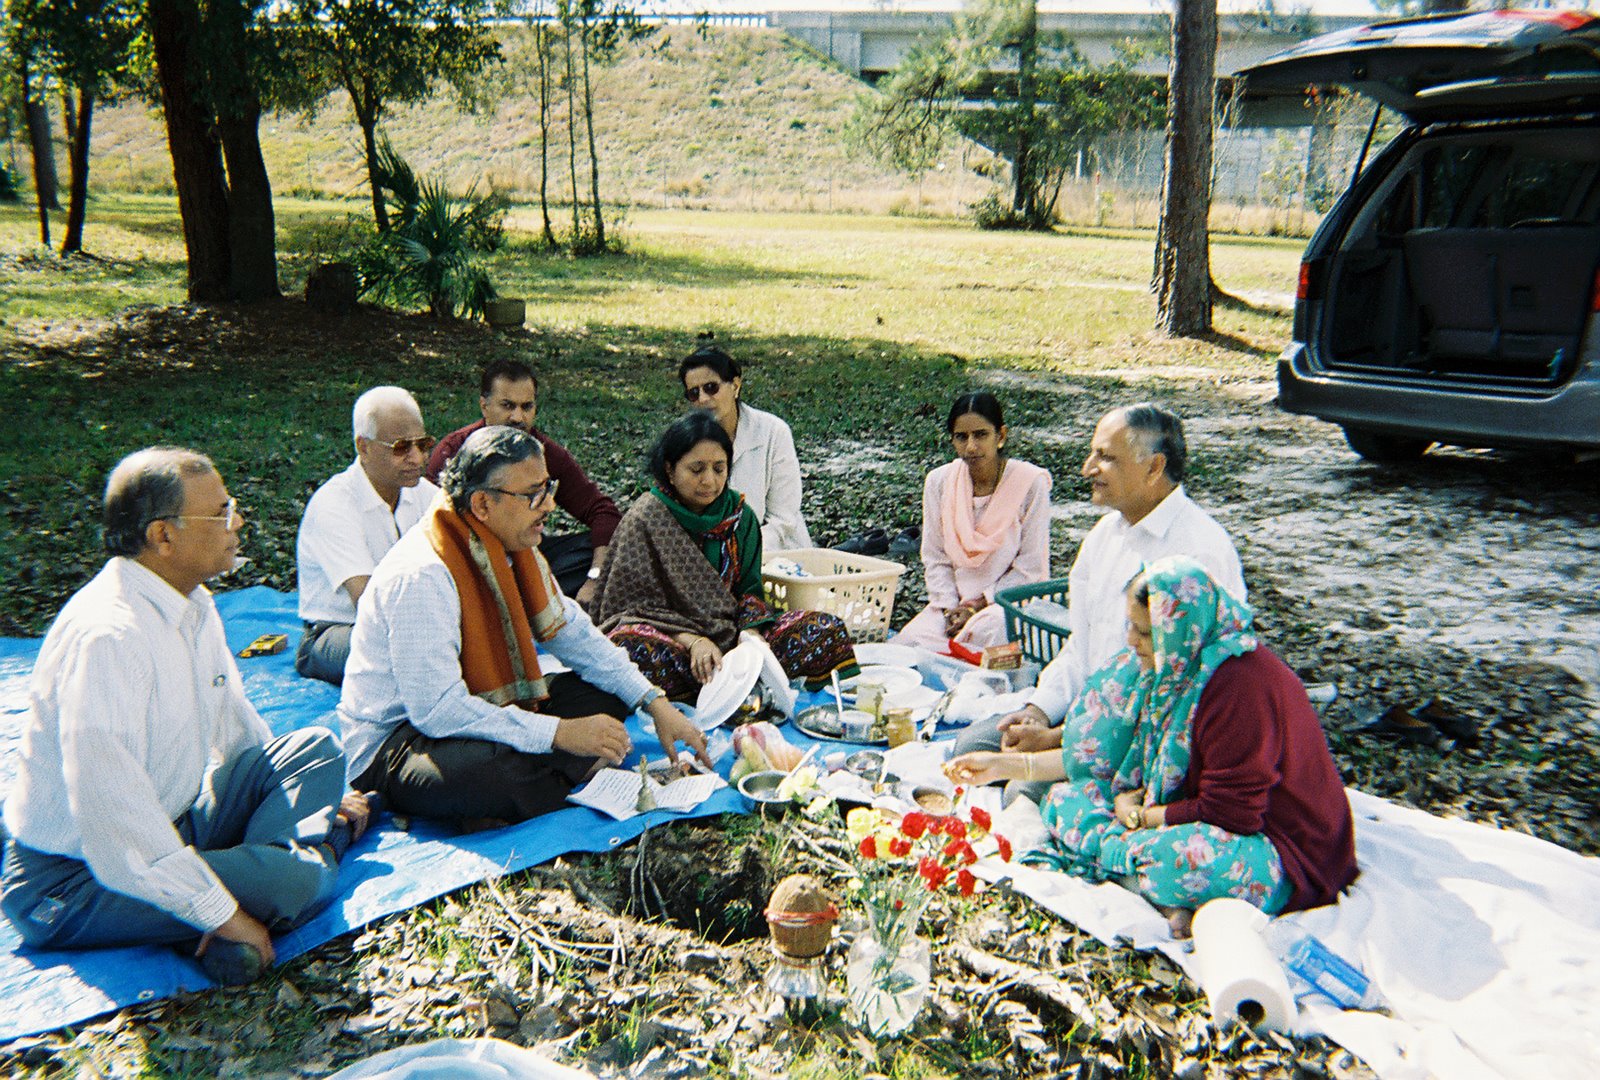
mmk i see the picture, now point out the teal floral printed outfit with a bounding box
[1034,557,1292,915]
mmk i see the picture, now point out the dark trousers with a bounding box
[1,729,348,950]
[296,620,352,685]
[541,531,595,598]
[352,672,627,827]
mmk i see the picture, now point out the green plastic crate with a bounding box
[996,578,1072,665]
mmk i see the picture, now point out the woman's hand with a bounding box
[944,752,1006,786]
[1113,787,1148,830]
[687,635,723,684]
[943,598,987,637]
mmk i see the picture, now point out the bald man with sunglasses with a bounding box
[295,386,441,685]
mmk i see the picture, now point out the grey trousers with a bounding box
[1,728,349,950]
[541,531,596,599]
[296,620,353,685]
[952,711,1056,807]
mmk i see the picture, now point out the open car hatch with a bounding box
[1239,9,1600,121]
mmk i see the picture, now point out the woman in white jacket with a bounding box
[679,338,813,552]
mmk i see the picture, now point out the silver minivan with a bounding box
[1243,9,1600,462]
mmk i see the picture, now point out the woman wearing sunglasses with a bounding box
[679,335,812,552]
[589,412,858,700]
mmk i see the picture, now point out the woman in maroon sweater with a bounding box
[947,556,1357,937]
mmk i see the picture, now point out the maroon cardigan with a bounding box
[1161,647,1359,913]
[426,420,621,547]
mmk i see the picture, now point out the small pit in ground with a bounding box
[572,816,777,945]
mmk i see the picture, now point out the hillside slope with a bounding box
[85,25,992,216]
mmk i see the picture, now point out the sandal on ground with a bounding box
[1356,704,1443,747]
[194,938,267,987]
[1414,699,1481,748]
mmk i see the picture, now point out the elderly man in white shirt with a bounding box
[296,385,440,685]
[953,404,1246,802]
[339,426,711,831]
[1,448,370,986]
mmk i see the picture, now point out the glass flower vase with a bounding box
[845,897,933,1037]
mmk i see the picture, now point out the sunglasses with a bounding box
[684,380,723,402]
[370,435,436,458]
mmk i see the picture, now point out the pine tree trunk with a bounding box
[149,0,233,301]
[580,20,605,250]
[360,110,388,231]
[61,88,94,255]
[564,27,580,246]
[217,99,281,301]
[20,66,58,247]
[1012,0,1039,225]
[1153,0,1215,337]
[535,24,555,247]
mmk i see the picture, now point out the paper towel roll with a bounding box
[1190,897,1297,1032]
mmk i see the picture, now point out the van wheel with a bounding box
[1342,426,1431,463]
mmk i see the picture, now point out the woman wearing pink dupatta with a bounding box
[896,393,1052,650]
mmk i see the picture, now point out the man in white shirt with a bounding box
[296,386,440,685]
[1,448,370,985]
[953,404,1246,800]
[339,426,710,831]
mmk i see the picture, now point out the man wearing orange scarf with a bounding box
[337,427,710,829]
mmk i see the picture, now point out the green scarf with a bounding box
[1114,555,1258,801]
[649,484,763,599]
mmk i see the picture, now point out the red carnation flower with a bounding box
[859,835,877,859]
[944,838,977,866]
[889,837,912,857]
[996,835,1013,862]
[957,868,977,897]
[900,812,930,839]
[943,818,968,841]
[970,807,992,831]
[927,816,946,836]
[922,861,949,890]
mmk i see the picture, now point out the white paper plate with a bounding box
[691,641,765,731]
[884,684,941,712]
[843,665,923,696]
[854,642,921,669]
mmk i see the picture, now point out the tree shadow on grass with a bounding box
[489,244,870,305]
[0,302,1141,634]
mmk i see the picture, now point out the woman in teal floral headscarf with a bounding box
[947,556,1358,937]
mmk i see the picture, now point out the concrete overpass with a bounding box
[742,2,1382,125]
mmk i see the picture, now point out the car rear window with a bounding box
[1411,139,1600,228]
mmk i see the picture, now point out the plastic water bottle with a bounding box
[1267,926,1383,1011]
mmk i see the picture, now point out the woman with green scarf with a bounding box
[589,412,859,700]
[947,557,1357,937]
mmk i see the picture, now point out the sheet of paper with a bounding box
[568,768,727,821]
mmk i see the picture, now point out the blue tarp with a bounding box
[0,587,750,1043]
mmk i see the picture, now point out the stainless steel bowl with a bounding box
[737,770,791,817]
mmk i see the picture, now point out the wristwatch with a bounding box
[634,686,664,711]
[586,566,603,580]
[1126,806,1145,830]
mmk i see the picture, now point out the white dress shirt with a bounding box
[297,460,439,624]
[1028,486,1246,722]
[730,402,813,552]
[2,559,270,933]
[338,527,655,782]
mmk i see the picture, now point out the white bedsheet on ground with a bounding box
[982,789,1600,1079]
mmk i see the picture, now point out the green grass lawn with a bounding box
[0,196,1298,636]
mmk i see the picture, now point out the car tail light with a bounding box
[1592,268,1600,313]
[1297,260,1323,302]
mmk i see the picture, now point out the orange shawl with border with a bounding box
[424,501,566,709]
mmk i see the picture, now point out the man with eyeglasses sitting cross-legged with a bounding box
[2,448,372,986]
[295,385,440,685]
[338,426,711,831]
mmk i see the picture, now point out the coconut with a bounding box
[765,874,838,959]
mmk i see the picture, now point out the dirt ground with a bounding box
[3,303,1597,1077]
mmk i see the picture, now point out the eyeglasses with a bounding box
[370,435,437,458]
[684,380,722,402]
[486,479,559,509]
[164,497,244,531]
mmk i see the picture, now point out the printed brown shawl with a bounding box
[590,493,743,651]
